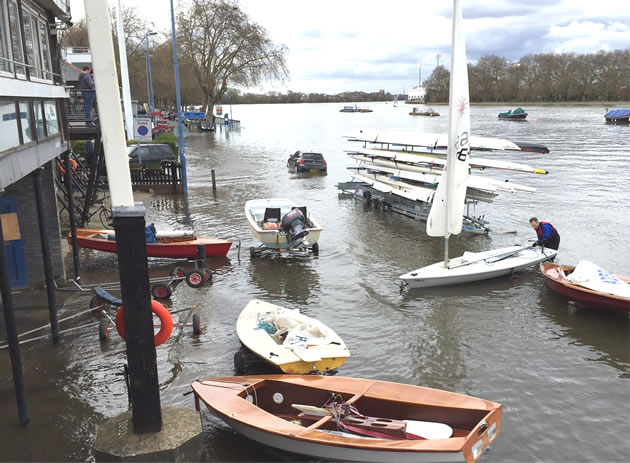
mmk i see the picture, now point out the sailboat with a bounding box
[399,0,556,289]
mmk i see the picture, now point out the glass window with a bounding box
[44,100,58,135]
[0,100,20,152]
[18,100,33,143]
[22,9,42,79]
[7,0,24,75]
[37,19,52,81]
[0,0,11,73]
[33,100,45,139]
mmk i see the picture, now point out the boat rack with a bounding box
[336,181,490,234]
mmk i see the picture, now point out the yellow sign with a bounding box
[0,213,21,241]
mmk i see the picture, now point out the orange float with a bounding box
[115,299,173,346]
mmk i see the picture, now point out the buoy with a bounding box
[59,157,78,174]
[115,299,173,346]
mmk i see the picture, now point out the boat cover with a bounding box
[604,109,630,118]
[566,261,630,298]
[273,310,335,361]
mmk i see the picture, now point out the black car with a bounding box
[127,144,176,167]
[287,151,327,173]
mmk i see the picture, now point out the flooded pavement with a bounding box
[1,103,629,462]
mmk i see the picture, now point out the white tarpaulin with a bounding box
[566,261,630,298]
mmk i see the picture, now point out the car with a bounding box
[127,144,176,167]
[153,118,170,135]
[287,150,327,173]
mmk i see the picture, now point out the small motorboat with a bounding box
[604,109,630,125]
[498,107,527,121]
[72,228,232,259]
[400,245,557,288]
[540,261,630,313]
[409,106,440,117]
[235,299,349,374]
[191,374,501,463]
[245,198,323,257]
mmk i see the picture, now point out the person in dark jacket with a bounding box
[529,217,560,250]
[77,66,95,125]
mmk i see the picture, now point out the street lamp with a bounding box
[144,31,157,125]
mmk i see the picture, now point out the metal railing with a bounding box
[0,56,62,85]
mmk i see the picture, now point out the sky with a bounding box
[69,0,629,95]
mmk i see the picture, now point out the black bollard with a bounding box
[0,220,30,426]
[32,168,60,343]
[211,169,216,195]
[113,205,162,433]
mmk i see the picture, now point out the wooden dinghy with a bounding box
[236,300,349,374]
[72,228,232,259]
[191,375,501,462]
[540,261,630,313]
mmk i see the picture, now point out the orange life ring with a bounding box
[115,299,173,346]
[59,158,78,174]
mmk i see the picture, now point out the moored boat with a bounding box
[540,261,630,313]
[604,109,630,125]
[191,374,501,463]
[72,228,232,258]
[498,107,527,121]
[409,106,440,117]
[235,299,349,374]
[245,198,322,255]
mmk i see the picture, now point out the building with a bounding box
[406,86,426,104]
[0,0,72,288]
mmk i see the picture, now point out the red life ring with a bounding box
[59,158,78,174]
[115,299,173,346]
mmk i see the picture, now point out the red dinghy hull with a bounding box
[540,263,630,313]
[72,229,232,259]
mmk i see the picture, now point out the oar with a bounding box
[447,245,533,270]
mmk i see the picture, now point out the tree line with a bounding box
[424,50,630,103]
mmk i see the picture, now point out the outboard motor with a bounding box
[281,208,309,246]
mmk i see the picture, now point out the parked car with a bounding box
[153,118,170,135]
[128,144,176,167]
[198,119,215,131]
[287,151,327,173]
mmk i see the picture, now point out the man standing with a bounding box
[529,217,560,250]
[77,66,95,125]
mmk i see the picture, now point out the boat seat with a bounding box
[92,286,122,306]
[292,206,307,218]
[263,207,281,223]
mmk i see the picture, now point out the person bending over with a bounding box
[529,217,560,250]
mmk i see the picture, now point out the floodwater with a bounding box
[1,103,629,462]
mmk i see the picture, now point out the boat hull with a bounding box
[400,246,557,288]
[73,229,231,258]
[540,263,630,313]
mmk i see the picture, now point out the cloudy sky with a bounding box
[69,0,629,95]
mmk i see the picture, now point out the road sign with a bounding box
[134,116,152,142]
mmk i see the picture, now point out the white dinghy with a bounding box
[399,1,556,289]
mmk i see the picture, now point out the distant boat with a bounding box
[498,107,527,121]
[604,109,630,125]
[191,374,501,463]
[540,261,630,313]
[409,106,440,117]
[340,105,373,113]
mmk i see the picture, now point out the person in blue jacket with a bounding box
[529,217,560,250]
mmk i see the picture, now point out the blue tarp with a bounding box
[605,109,630,118]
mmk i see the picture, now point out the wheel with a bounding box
[192,312,202,335]
[234,350,244,374]
[99,207,113,229]
[362,190,372,203]
[90,295,106,314]
[204,269,212,282]
[249,246,256,258]
[373,199,382,209]
[151,283,172,300]
[160,160,173,169]
[185,270,205,288]
[312,242,319,256]
[171,266,186,278]
[98,319,110,342]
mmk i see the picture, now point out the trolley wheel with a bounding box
[90,295,106,314]
[192,312,202,335]
[151,283,172,300]
[234,350,245,374]
[171,266,186,278]
[373,199,382,209]
[98,319,110,342]
[312,241,320,256]
[186,270,206,288]
[249,246,256,258]
[204,269,212,282]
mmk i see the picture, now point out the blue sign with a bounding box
[183,112,205,119]
[137,125,149,136]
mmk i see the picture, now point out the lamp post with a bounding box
[418,62,423,87]
[144,31,157,125]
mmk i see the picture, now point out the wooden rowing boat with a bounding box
[191,375,501,462]
[236,300,349,374]
[540,262,630,313]
[71,228,232,259]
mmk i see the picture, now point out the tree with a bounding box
[423,65,450,102]
[177,0,289,118]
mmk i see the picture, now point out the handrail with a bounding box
[0,56,62,82]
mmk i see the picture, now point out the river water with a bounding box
[1,103,629,462]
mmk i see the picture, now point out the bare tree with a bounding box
[177,0,289,117]
[423,65,450,102]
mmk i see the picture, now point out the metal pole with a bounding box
[147,37,155,127]
[116,0,134,140]
[145,35,150,119]
[32,168,60,343]
[170,0,188,195]
[63,152,80,281]
[0,222,30,426]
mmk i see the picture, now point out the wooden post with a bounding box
[211,169,216,195]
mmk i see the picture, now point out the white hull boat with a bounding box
[400,245,558,288]
[235,299,349,374]
[245,198,322,255]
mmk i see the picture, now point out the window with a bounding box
[0,0,10,73]
[33,100,45,139]
[44,100,58,135]
[18,100,33,143]
[7,0,24,75]
[0,100,20,151]
[37,20,52,81]
[22,8,42,79]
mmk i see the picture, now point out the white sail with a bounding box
[426,0,470,237]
